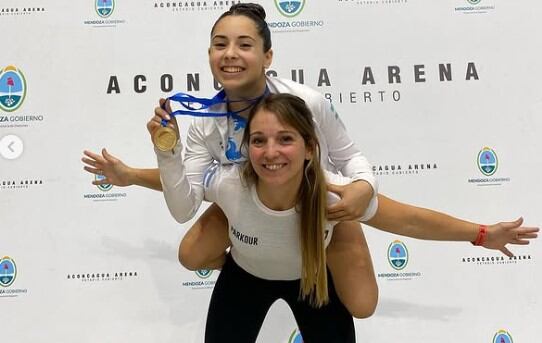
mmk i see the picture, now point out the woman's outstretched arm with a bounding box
[364,194,539,257]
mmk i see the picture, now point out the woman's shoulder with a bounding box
[323,169,351,186]
[267,77,325,104]
[323,170,352,206]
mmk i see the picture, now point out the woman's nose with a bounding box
[224,44,238,59]
[263,142,280,159]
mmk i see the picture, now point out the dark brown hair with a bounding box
[211,3,272,52]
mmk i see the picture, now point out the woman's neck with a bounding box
[255,181,300,211]
[225,80,267,117]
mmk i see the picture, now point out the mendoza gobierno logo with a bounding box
[95,0,114,18]
[493,330,513,343]
[379,240,421,280]
[456,0,495,14]
[195,269,213,279]
[275,0,305,17]
[95,174,113,192]
[477,147,497,176]
[83,174,126,201]
[468,146,510,186]
[0,256,16,287]
[269,0,323,32]
[388,240,408,270]
[182,269,216,289]
[0,66,26,113]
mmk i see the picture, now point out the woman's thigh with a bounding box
[284,270,356,343]
[326,221,378,318]
[179,203,231,270]
[205,255,275,343]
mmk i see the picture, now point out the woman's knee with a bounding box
[343,292,378,319]
[178,233,228,270]
[178,237,203,270]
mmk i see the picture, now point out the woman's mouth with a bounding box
[221,66,244,73]
[263,163,286,171]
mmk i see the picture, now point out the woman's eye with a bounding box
[250,138,263,145]
[280,136,294,144]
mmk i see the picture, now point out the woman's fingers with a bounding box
[83,150,105,164]
[83,166,100,175]
[499,247,514,258]
[81,157,98,167]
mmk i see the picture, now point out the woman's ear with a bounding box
[305,141,314,161]
[264,49,273,69]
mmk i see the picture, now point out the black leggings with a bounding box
[205,254,355,343]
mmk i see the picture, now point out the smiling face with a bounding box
[209,15,273,99]
[248,109,312,197]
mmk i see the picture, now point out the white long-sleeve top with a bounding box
[156,77,377,224]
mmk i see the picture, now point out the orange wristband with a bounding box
[471,225,488,246]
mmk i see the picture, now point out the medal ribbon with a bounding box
[160,88,269,127]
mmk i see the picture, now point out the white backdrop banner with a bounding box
[1,1,540,342]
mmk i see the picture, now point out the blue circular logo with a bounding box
[493,330,513,343]
[275,0,305,18]
[95,0,114,18]
[195,269,213,279]
[288,329,304,343]
[477,147,498,176]
[0,65,27,112]
[95,174,113,191]
[0,256,17,287]
[388,240,408,270]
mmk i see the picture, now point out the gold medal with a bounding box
[153,126,178,151]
